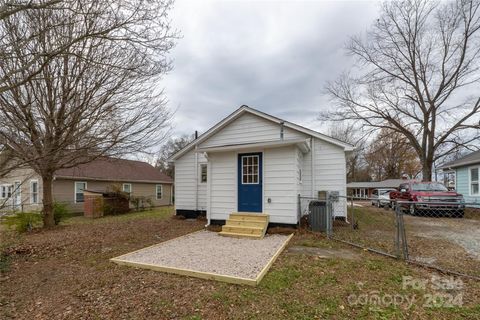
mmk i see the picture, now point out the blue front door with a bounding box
[238,153,263,212]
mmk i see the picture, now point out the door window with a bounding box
[241,155,259,184]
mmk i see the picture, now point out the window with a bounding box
[470,167,479,195]
[156,184,163,200]
[200,164,207,183]
[1,185,13,198]
[122,183,132,194]
[30,180,39,204]
[241,155,259,184]
[299,168,302,183]
[74,181,87,203]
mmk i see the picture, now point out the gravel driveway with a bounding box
[408,217,480,260]
[111,230,291,280]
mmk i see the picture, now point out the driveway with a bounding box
[405,216,480,261]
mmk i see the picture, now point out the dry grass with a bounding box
[333,204,480,278]
[332,205,398,255]
[0,206,479,319]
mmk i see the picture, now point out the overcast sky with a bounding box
[164,0,381,137]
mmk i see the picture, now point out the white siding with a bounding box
[174,149,207,211]
[208,147,298,224]
[200,113,306,148]
[263,146,298,224]
[209,152,236,220]
[313,138,347,217]
[197,159,207,211]
[301,147,313,197]
[313,138,347,191]
[174,111,348,222]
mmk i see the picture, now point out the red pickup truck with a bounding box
[389,181,464,217]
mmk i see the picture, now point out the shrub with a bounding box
[145,198,154,210]
[130,196,141,211]
[53,202,71,225]
[1,211,42,232]
[130,196,155,211]
[102,201,115,216]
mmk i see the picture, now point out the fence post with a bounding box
[400,208,409,260]
[326,193,333,238]
[395,203,401,258]
[350,197,354,230]
[394,202,410,260]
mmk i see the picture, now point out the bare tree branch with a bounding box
[322,0,480,180]
[0,0,177,227]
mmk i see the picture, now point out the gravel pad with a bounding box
[112,231,291,280]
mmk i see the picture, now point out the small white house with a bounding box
[169,106,354,225]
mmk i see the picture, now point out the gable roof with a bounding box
[169,105,354,161]
[438,150,480,170]
[55,157,173,183]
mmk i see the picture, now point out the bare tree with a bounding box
[328,123,370,182]
[323,0,480,180]
[155,134,194,178]
[0,1,85,95]
[364,128,421,180]
[0,0,62,21]
[0,0,177,227]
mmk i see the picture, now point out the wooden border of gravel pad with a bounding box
[110,232,294,286]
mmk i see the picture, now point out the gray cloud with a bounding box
[163,0,380,136]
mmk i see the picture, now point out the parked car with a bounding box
[390,181,464,217]
[371,188,397,208]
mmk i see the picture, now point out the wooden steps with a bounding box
[219,212,269,239]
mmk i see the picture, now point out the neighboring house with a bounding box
[0,157,173,213]
[347,179,406,199]
[439,150,480,203]
[169,105,354,225]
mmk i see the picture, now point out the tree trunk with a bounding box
[42,175,55,227]
[422,159,434,182]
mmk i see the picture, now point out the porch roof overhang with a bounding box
[195,138,311,154]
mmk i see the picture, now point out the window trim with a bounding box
[30,180,39,204]
[0,185,6,199]
[241,155,260,185]
[200,164,207,183]
[74,181,87,203]
[469,166,480,196]
[156,184,163,200]
[122,183,132,194]
[1,184,13,198]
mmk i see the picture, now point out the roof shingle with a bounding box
[55,157,172,183]
[439,150,480,169]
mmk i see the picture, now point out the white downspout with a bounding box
[311,137,315,198]
[204,152,211,227]
[194,145,198,212]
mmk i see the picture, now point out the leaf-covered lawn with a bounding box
[1,207,479,319]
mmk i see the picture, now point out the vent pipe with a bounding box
[194,130,198,139]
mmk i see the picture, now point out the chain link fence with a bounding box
[398,200,480,279]
[300,194,480,279]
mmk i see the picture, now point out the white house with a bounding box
[169,106,354,226]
